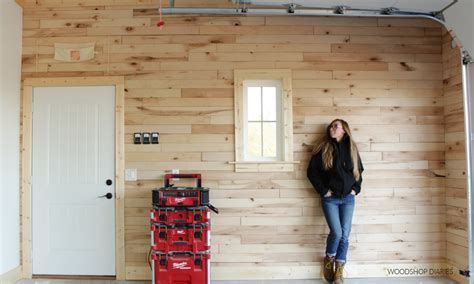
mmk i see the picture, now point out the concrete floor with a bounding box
[15,277,460,284]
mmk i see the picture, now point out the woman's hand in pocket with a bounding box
[324,190,333,197]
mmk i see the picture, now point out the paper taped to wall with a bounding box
[54,42,95,62]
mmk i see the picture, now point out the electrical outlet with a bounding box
[125,168,137,181]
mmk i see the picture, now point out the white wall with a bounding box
[0,0,22,276]
[444,0,474,58]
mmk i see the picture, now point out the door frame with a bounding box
[21,77,125,280]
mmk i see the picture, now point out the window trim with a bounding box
[233,69,295,172]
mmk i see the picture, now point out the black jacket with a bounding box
[307,136,364,198]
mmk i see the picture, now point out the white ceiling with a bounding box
[243,0,455,13]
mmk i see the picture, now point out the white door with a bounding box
[32,86,116,275]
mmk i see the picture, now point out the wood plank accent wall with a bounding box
[20,1,462,280]
[442,31,469,284]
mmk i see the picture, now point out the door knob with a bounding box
[106,179,113,186]
[99,193,113,199]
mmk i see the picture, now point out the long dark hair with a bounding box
[312,119,361,181]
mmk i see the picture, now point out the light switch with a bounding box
[143,132,151,144]
[151,132,160,144]
[125,168,137,181]
[133,133,142,144]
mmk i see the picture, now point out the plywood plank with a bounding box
[20,9,459,282]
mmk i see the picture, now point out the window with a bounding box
[233,70,295,172]
[244,81,282,161]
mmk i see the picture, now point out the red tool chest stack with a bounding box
[150,174,218,284]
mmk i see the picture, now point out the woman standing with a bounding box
[307,119,364,284]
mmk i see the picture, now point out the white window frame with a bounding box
[233,69,295,172]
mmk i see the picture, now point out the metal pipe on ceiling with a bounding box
[161,7,434,17]
[160,0,459,33]
[159,7,452,35]
[160,2,456,32]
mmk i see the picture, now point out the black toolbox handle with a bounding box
[207,204,219,214]
[164,173,201,187]
[153,250,210,256]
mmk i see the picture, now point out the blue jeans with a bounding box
[321,194,355,263]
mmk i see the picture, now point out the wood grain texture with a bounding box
[19,3,465,281]
[442,30,469,284]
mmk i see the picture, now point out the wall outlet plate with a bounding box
[125,168,137,181]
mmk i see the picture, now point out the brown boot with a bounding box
[334,261,345,284]
[322,255,335,282]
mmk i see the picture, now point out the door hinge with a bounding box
[459,269,470,277]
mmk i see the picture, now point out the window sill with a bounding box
[228,161,299,172]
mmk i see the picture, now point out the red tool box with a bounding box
[154,187,206,207]
[152,174,218,213]
[151,173,217,284]
[152,251,210,284]
[151,206,211,225]
[151,222,210,253]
